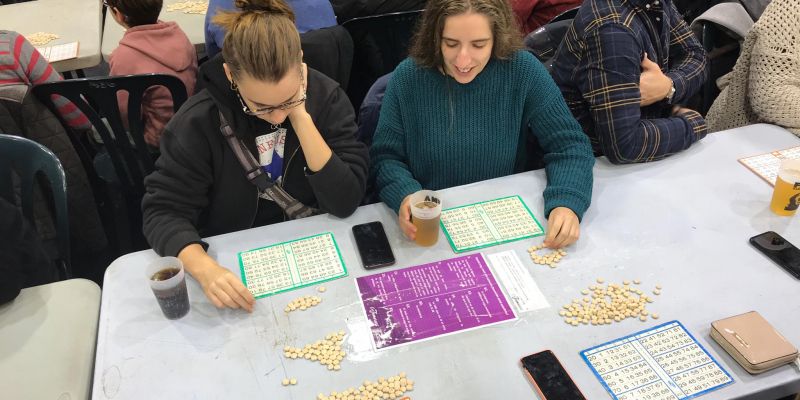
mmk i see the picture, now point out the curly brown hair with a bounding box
[409,0,523,70]
[213,0,300,82]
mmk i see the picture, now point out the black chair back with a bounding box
[342,9,423,115]
[33,74,187,195]
[0,133,71,278]
[549,6,579,23]
[33,74,188,252]
[524,19,574,71]
[301,25,354,90]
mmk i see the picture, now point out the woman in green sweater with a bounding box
[370,0,595,248]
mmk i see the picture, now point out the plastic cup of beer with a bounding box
[770,159,800,216]
[146,256,190,319]
[410,190,442,246]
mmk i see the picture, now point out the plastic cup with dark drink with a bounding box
[146,257,190,320]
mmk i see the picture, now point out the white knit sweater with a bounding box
[706,0,800,136]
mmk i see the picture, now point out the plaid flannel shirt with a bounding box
[551,0,708,164]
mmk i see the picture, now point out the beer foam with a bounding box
[778,167,800,183]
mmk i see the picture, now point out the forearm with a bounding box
[599,113,706,164]
[307,154,366,217]
[290,111,333,172]
[378,174,421,213]
[666,59,706,104]
[178,243,215,281]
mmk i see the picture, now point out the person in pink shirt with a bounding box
[510,0,582,35]
[107,0,197,147]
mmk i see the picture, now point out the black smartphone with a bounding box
[750,231,800,279]
[352,221,396,270]
[521,350,586,400]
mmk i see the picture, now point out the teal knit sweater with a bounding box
[370,51,595,219]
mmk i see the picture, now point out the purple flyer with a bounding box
[356,253,516,350]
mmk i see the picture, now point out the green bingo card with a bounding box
[440,195,544,253]
[238,232,347,298]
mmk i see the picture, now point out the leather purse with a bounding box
[710,311,798,374]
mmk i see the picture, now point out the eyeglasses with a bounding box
[233,68,306,116]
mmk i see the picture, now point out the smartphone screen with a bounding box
[521,350,586,400]
[352,221,396,270]
[750,231,800,279]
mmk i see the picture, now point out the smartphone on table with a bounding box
[749,231,800,279]
[352,221,396,270]
[521,350,586,399]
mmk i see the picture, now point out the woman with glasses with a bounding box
[142,0,368,312]
[371,0,594,249]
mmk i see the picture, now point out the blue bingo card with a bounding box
[581,321,733,400]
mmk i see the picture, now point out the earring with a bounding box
[230,80,238,91]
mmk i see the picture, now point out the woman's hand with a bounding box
[288,62,309,120]
[178,244,255,312]
[398,194,417,240]
[543,207,581,248]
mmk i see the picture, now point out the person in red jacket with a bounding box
[107,0,197,147]
[510,0,582,35]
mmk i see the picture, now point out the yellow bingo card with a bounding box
[238,232,347,298]
[440,195,544,253]
[582,321,733,400]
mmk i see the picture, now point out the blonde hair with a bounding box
[410,0,523,70]
[212,0,301,82]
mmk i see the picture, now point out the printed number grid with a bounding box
[238,233,346,298]
[36,42,79,63]
[481,197,543,239]
[582,321,733,400]
[739,146,800,186]
[440,196,543,252]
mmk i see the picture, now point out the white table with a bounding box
[101,0,207,61]
[93,124,800,399]
[0,0,102,72]
[1,279,101,399]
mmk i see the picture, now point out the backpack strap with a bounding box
[218,111,319,220]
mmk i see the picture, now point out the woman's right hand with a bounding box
[398,194,418,240]
[178,244,255,312]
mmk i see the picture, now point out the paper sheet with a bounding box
[582,321,733,400]
[440,195,544,253]
[356,253,516,350]
[35,41,79,63]
[238,232,346,298]
[739,146,800,186]
[485,250,549,312]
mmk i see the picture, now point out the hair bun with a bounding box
[234,0,290,14]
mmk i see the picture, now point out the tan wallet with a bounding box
[710,311,798,374]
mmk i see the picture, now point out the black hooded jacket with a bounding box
[142,55,368,257]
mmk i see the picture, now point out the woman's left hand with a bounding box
[288,63,309,120]
[543,207,580,248]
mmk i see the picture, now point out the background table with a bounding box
[101,0,207,61]
[93,124,800,399]
[0,0,102,72]
[1,279,101,399]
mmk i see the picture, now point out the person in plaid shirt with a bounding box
[550,0,707,164]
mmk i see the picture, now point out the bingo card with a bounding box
[440,195,544,253]
[238,232,347,298]
[582,321,733,400]
[739,146,800,186]
[36,42,79,63]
